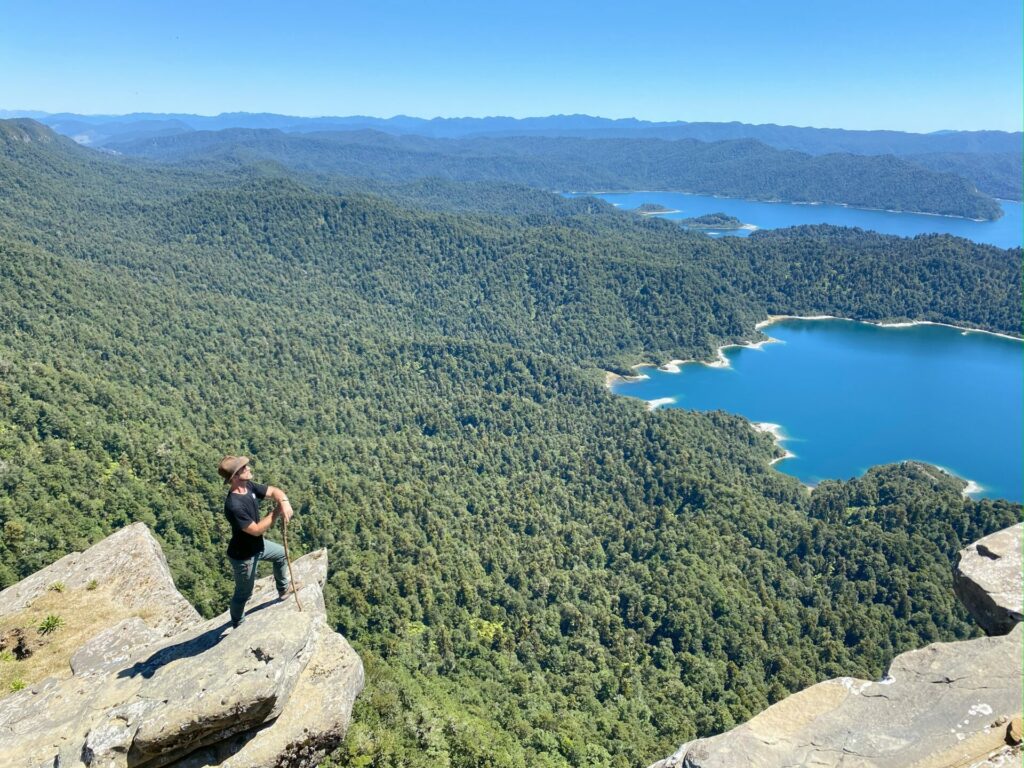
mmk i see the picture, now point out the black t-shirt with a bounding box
[224,481,269,559]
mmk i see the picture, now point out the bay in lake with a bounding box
[566,191,1022,249]
[610,319,1023,502]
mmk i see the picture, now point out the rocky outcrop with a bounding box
[653,627,1022,768]
[0,523,199,635]
[953,523,1023,636]
[651,524,1024,768]
[0,523,364,767]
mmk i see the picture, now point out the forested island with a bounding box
[635,203,677,214]
[0,118,1021,767]
[678,212,746,229]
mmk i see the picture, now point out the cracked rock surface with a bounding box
[0,525,364,768]
[650,524,1024,768]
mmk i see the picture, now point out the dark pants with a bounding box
[228,539,288,627]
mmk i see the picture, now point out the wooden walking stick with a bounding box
[282,509,302,612]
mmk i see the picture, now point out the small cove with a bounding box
[609,318,1023,502]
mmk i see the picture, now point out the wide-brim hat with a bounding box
[217,455,250,484]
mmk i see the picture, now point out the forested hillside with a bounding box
[0,120,1020,767]
[108,128,1004,219]
[29,110,1021,203]
[905,151,1023,201]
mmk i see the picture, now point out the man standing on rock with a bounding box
[217,456,294,628]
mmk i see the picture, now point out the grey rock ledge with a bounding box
[650,524,1024,768]
[0,522,364,768]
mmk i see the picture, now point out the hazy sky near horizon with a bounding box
[4,0,1021,132]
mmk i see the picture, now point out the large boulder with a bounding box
[652,626,1022,768]
[953,523,1023,636]
[650,523,1024,768]
[0,528,364,768]
[173,616,365,768]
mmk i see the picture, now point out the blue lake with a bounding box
[610,319,1023,502]
[566,191,1022,249]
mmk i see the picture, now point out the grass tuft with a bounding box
[37,615,64,635]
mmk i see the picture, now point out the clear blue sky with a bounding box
[3,0,1021,132]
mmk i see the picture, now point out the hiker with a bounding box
[217,455,294,628]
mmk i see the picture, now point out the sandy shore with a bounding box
[646,397,676,411]
[637,208,681,216]
[931,465,986,498]
[755,314,840,330]
[756,314,1023,342]
[877,321,1022,341]
[832,200,991,222]
[655,335,782,375]
[604,370,651,387]
[752,422,797,465]
[962,479,984,497]
[603,334,782,390]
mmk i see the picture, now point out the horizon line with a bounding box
[1,108,1020,136]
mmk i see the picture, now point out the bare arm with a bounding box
[266,485,294,522]
[241,508,278,536]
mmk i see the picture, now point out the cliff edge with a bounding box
[0,522,364,767]
[650,524,1024,768]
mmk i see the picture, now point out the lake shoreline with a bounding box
[566,189,1000,223]
[604,315,1021,393]
[752,422,797,466]
[604,315,1020,499]
[755,314,1023,342]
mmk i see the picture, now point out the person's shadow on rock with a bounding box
[117,623,230,679]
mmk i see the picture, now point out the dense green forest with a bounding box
[108,128,1004,219]
[36,110,1021,202]
[905,151,1023,201]
[0,120,1020,767]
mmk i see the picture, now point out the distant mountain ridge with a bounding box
[101,124,1004,219]
[6,110,1017,201]
[3,110,1019,155]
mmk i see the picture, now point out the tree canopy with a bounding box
[0,120,1020,767]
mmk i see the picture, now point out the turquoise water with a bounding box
[611,319,1023,502]
[568,191,1022,248]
